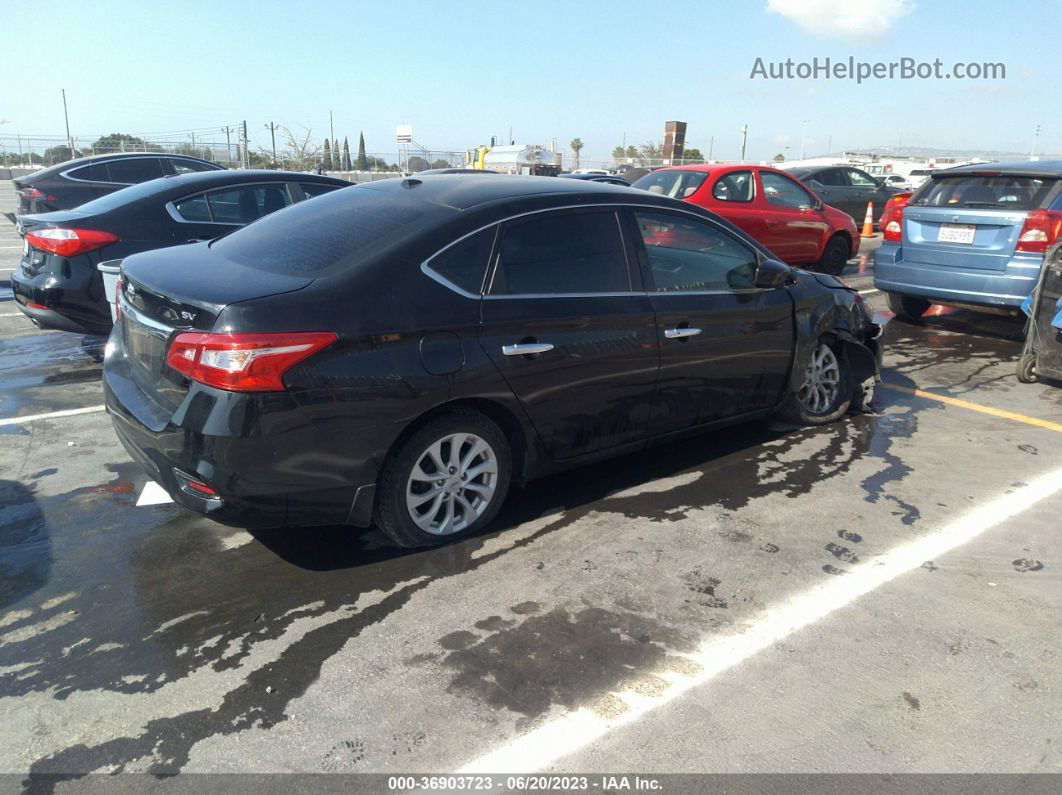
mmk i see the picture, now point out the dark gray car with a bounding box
[785,165,903,225]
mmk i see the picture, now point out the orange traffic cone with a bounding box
[860,201,874,238]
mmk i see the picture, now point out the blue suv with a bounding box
[874,161,1062,320]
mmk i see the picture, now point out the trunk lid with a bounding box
[901,207,1030,272]
[118,243,314,411]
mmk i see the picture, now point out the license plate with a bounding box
[938,223,976,244]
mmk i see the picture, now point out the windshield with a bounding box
[631,170,708,199]
[910,175,1057,210]
[211,184,428,276]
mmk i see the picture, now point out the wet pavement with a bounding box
[1,181,1061,781]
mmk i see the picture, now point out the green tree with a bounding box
[431,159,450,169]
[322,138,332,170]
[356,132,368,170]
[639,140,662,163]
[625,145,640,162]
[408,155,431,172]
[682,147,703,163]
[334,139,340,169]
[612,145,626,164]
[91,133,153,154]
[342,137,352,170]
[569,137,584,170]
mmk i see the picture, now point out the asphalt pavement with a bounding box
[1,181,1060,785]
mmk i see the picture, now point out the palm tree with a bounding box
[569,138,584,171]
[611,145,625,165]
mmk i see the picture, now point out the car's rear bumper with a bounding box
[103,331,379,529]
[873,242,1040,309]
[11,263,114,334]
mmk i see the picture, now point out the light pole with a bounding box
[739,125,748,161]
[1031,124,1042,160]
[800,119,810,160]
[61,89,74,155]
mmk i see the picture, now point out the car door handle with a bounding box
[664,327,702,339]
[502,342,555,356]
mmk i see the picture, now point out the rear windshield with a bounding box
[211,184,427,275]
[69,177,172,213]
[632,171,708,200]
[910,175,1058,210]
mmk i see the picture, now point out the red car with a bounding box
[632,165,859,275]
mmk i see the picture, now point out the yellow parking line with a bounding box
[881,383,1062,433]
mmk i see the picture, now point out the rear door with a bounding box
[478,208,659,460]
[632,209,794,433]
[902,174,1060,272]
[809,168,857,219]
[843,167,888,220]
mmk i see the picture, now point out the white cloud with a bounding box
[767,0,915,42]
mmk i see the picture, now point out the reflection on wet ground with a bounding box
[0,332,106,421]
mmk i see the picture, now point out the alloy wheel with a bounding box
[798,343,841,415]
[405,432,499,535]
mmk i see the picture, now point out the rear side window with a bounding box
[173,194,211,222]
[170,158,217,174]
[632,171,708,200]
[106,158,164,184]
[205,184,292,224]
[910,175,1057,210]
[427,228,494,294]
[211,186,428,275]
[300,182,342,199]
[489,211,629,295]
[712,171,754,202]
[68,163,109,182]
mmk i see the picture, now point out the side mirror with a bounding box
[812,198,824,211]
[755,258,793,289]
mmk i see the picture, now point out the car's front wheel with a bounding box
[375,409,511,548]
[816,235,851,276]
[777,336,852,425]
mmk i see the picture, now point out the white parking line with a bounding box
[458,467,1062,774]
[858,288,880,295]
[0,312,25,318]
[0,405,106,427]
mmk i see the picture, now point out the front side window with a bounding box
[106,158,164,184]
[712,171,754,202]
[489,211,630,295]
[635,211,757,292]
[760,173,814,210]
[632,170,708,200]
[205,184,293,224]
[846,169,879,188]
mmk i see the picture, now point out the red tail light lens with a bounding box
[1016,210,1062,254]
[881,192,912,243]
[25,227,119,258]
[165,332,338,392]
[18,187,44,199]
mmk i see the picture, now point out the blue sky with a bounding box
[1,0,1059,162]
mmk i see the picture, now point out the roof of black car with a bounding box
[358,174,643,210]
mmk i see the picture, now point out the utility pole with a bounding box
[1031,124,1042,160]
[708,135,714,162]
[800,119,810,160]
[266,122,277,167]
[241,120,250,169]
[739,125,748,161]
[61,88,74,154]
[225,126,232,165]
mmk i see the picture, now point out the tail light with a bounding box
[165,332,338,392]
[17,187,56,201]
[1016,210,1062,254]
[25,227,119,257]
[881,192,912,243]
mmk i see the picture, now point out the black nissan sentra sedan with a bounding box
[12,170,350,334]
[103,175,884,548]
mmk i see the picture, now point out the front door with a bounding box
[630,208,795,434]
[479,208,659,460]
[757,171,830,264]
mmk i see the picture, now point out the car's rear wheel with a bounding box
[777,336,852,425]
[816,235,850,276]
[886,292,931,322]
[375,409,511,548]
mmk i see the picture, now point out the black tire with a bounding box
[1016,353,1038,384]
[886,292,931,322]
[816,235,851,276]
[776,335,852,426]
[375,409,512,548]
